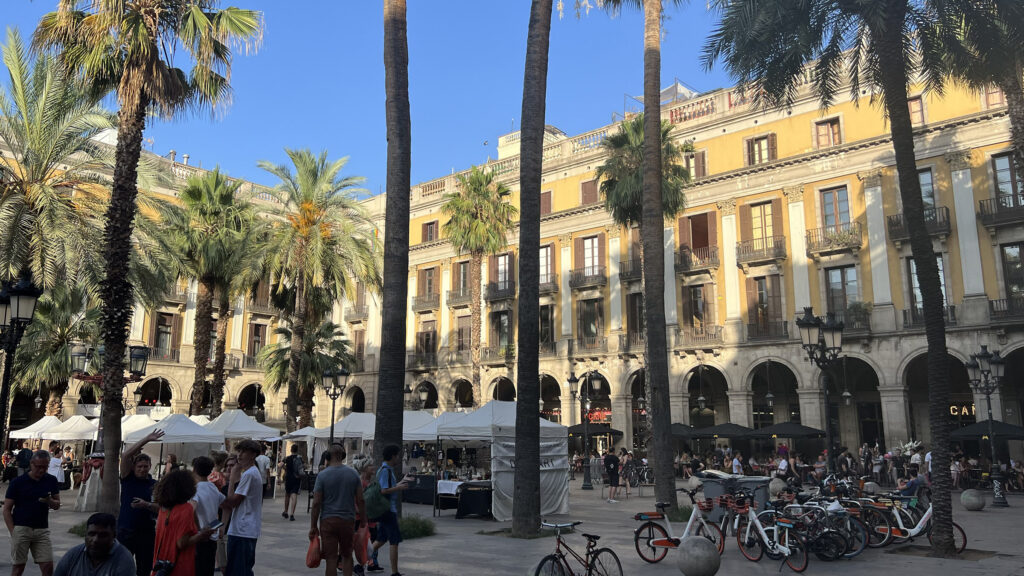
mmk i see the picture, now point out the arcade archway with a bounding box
[540,375,562,423]
[453,379,474,409]
[492,377,516,401]
[412,381,439,410]
[347,387,366,414]
[238,384,266,421]
[688,364,729,429]
[906,353,973,448]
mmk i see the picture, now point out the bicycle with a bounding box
[731,488,809,572]
[633,488,725,563]
[536,521,623,576]
[874,497,967,552]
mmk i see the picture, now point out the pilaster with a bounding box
[664,227,678,325]
[609,234,623,332]
[230,296,244,354]
[797,388,825,430]
[860,169,897,331]
[719,200,742,343]
[440,260,452,348]
[560,239,573,339]
[785,186,811,310]
[947,150,988,324]
[129,301,145,344]
[727,390,754,428]
[407,271,417,349]
[878,385,911,448]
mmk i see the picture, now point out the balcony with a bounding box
[406,352,438,370]
[242,354,259,369]
[887,206,951,243]
[151,348,180,363]
[481,345,515,364]
[248,297,276,316]
[227,354,241,371]
[447,287,472,308]
[990,296,1024,324]
[805,222,862,258]
[569,266,607,289]
[538,340,558,357]
[830,309,871,336]
[979,194,1024,228]
[412,293,440,312]
[344,304,368,322]
[619,332,645,353]
[736,236,787,267]
[572,336,608,355]
[539,273,559,295]
[619,259,643,281]
[747,320,789,341]
[902,305,958,329]
[485,280,516,301]
[676,246,720,275]
[676,325,724,349]
[446,349,471,365]
[166,283,188,304]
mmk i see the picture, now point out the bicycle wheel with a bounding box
[927,522,967,553]
[860,506,892,548]
[762,526,785,561]
[535,554,566,576]
[633,521,669,564]
[736,518,764,561]
[841,516,868,558]
[812,531,848,562]
[890,507,916,544]
[589,548,623,576]
[696,520,725,555]
[784,532,809,573]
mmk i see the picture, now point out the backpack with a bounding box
[15,450,31,468]
[285,455,302,479]
[363,466,394,521]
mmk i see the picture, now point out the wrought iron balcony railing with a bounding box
[675,325,724,348]
[446,287,472,308]
[481,345,516,364]
[344,304,368,322]
[539,273,559,294]
[619,259,643,281]
[675,246,720,274]
[411,293,440,312]
[887,206,950,242]
[572,336,607,354]
[979,194,1024,227]
[406,352,438,370]
[902,305,957,329]
[747,320,789,340]
[736,236,787,265]
[151,348,180,363]
[538,340,559,357]
[569,266,607,289]
[990,296,1024,322]
[485,280,516,301]
[806,221,862,256]
[619,332,645,352]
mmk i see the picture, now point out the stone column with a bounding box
[480,260,489,347]
[785,186,811,310]
[860,170,897,331]
[562,393,578,427]
[948,150,988,324]
[611,395,632,452]
[878,386,911,448]
[719,200,742,343]
[727,390,754,428]
[608,230,622,332]
[560,236,573,339]
[670,390,687,426]
[798,388,825,430]
[664,226,678,325]
[181,279,198,364]
[407,271,417,350]
[230,296,244,356]
[440,259,451,349]
[971,388,1003,425]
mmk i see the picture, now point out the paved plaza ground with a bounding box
[3,480,1023,575]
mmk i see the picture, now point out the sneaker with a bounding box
[609,499,618,503]
[366,563,384,573]
[353,565,364,575]
[289,515,295,521]
[281,512,288,519]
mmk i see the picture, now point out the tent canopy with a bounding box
[124,413,223,444]
[313,412,376,440]
[207,410,279,440]
[436,401,567,440]
[121,415,158,441]
[388,411,436,441]
[404,411,468,442]
[671,423,695,438]
[43,416,98,441]
[10,416,63,440]
[691,422,754,439]
[951,419,1024,440]
[748,421,825,439]
[189,415,211,426]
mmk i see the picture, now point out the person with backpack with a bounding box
[309,444,364,576]
[282,445,304,522]
[366,445,409,576]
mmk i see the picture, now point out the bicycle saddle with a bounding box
[655,502,672,509]
[582,533,601,542]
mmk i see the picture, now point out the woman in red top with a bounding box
[152,469,214,576]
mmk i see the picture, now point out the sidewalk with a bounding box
[3,480,1023,575]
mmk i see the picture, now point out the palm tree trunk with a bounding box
[298,387,315,429]
[99,94,148,515]
[639,0,676,512]
[512,0,553,538]
[192,280,215,416]
[286,273,307,433]
[871,5,954,556]
[45,379,68,418]
[998,70,1024,180]
[470,251,483,405]
[210,289,231,418]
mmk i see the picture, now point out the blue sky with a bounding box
[2,1,733,193]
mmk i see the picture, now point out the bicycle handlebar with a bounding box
[541,521,582,529]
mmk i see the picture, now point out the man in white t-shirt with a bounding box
[192,456,225,576]
[221,440,264,576]
[732,452,744,475]
[47,441,65,485]
[776,456,790,479]
[254,446,271,497]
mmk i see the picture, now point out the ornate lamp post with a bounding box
[568,371,594,490]
[72,343,150,450]
[0,276,41,448]
[965,345,1009,507]
[322,366,350,445]
[796,306,844,473]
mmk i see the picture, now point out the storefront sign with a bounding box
[949,404,975,417]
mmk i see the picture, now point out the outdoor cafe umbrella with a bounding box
[951,419,1024,440]
[671,423,695,438]
[690,422,754,439]
[567,423,623,438]
[748,421,826,439]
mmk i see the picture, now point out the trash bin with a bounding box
[736,476,772,512]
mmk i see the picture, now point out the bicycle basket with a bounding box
[732,500,753,515]
[717,495,734,508]
[697,499,714,512]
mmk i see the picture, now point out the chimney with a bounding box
[182,154,190,166]
[168,150,176,162]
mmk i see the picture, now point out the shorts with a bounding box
[607,472,620,487]
[374,511,402,546]
[10,526,53,565]
[285,478,301,495]
[320,517,355,561]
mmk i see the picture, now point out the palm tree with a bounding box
[13,286,100,418]
[375,0,413,467]
[34,0,262,515]
[601,0,684,515]
[703,0,958,555]
[258,319,352,428]
[441,166,519,405]
[259,149,379,432]
[512,0,555,537]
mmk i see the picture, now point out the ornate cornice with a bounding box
[945,149,974,172]
[716,198,737,216]
[605,225,621,239]
[857,169,883,188]
[559,233,572,245]
[783,185,804,203]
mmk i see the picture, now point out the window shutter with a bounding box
[509,253,517,285]
[576,300,583,338]
[171,314,182,350]
[678,217,692,251]
[597,299,605,332]
[598,233,606,271]
[739,203,753,241]
[745,276,758,323]
[833,121,842,146]
[417,269,426,296]
[540,191,552,215]
[707,210,718,248]
[746,139,755,166]
[149,311,159,347]
[680,284,692,327]
[489,255,497,283]
[582,180,598,204]
[704,284,716,327]
[771,198,783,241]
[694,150,706,179]
[768,274,782,320]
[630,227,641,259]
[420,222,428,243]
[768,133,778,161]
[574,237,583,270]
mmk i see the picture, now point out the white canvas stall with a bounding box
[207,410,279,440]
[404,411,467,442]
[120,415,158,441]
[189,415,211,426]
[362,411,436,441]
[313,412,375,440]
[10,416,63,439]
[43,416,98,441]
[435,401,569,522]
[124,414,223,444]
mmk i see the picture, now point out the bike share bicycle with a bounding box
[633,487,725,563]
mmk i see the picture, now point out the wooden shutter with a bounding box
[417,269,426,296]
[597,233,606,269]
[489,255,497,283]
[707,210,718,248]
[768,133,778,161]
[574,237,583,270]
[509,253,517,284]
[739,203,753,241]
[355,282,365,307]
[768,274,782,320]
[540,191,552,215]
[694,150,706,179]
[678,217,692,251]
[582,180,598,204]
[576,300,583,337]
[680,284,692,327]
[171,314,182,350]
[770,198,783,241]
[354,330,365,357]
[704,284,716,326]
[246,323,255,354]
[745,139,755,166]
[630,227,641,259]
[746,276,759,323]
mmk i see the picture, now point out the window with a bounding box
[986,86,1006,108]
[155,313,173,353]
[815,118,841,148]
[747,274,782,325]
[821,186,850,228]
[539,245,553,283]
[826,266,859,314]
[908,254,945,308]
[908,96,924,126]
[1001,243,1024,301]
[456,315,471,351]
[455,261,470,294]
[353,330,365,359]
[582,236,600,271]
[685,150,707,179]
[420,267,438,295]
[682,284,715,330]
[353,282,366,307]
[626,293,645,335]
[421,220,438,243]
[540,190,552,215]
[750,201,774,241]
[746,134,777,166]
[491,311,511,347]
[417,320,436,354]
[495,253,512,285]
[993,153,1022,198]
[248,324,266,356]
[919,169,936,211]
[209,330,217,360]
[539,305,555,344]
[578,298,603,338]
[581,179,599,205]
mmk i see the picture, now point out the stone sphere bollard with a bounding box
[862,482,881,495]
[961,489,986,511]
[769,477,788,497]
[676,536,721,576]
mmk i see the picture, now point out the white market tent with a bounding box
[10,416,63,439]
[280,426,319,441]
[120,414,158,441]
[43,416,98,441]
[207,410,279,440]
[392,411,436,441]
[404,411,467,442]
[189,415,211,426]
[312,412,375,440]
[124,413,223,444]
[434,401,569,521]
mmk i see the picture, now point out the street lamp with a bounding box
[322,365,350,445]
[796,306,845,473]
[568,371,594,490]
[70,341,149,449]
[0,275,42,448]
[965,345,1009,507]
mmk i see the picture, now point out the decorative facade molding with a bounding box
[559,233,572,245]
[945,149,974,172]
[716,198,737,216]
[440,257,451,268]
[783,185,804,203]
[857,169,883,188]
[605,225,621,239]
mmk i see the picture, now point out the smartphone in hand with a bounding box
[206,520,224,531]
